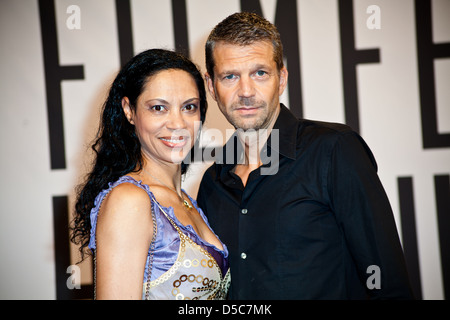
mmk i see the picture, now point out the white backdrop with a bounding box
[0,0,449,299]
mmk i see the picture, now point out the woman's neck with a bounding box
[141,156,182,192]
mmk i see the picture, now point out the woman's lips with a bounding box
[159,136,188,148]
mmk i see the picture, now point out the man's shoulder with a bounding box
[199,162,218,183]
[294,118,352,146]
[298,119,354,137]
[278,104,353,138]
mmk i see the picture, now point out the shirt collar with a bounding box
[267,103,298,160]
[214,103,299,180]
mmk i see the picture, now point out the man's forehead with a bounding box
[212,41,276,68]
[213,40,273,52]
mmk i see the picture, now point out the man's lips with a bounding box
[235,106,260,115]
[236,106,259,109]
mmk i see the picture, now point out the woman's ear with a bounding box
[121,97,135,125]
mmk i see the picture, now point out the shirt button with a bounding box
[241,208,248,215]
[241,252,247,260]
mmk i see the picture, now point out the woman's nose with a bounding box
[166,110,186,130]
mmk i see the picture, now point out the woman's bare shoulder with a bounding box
[99,182,152,223]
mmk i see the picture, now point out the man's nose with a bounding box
[238,76,255,98]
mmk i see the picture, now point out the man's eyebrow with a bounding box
[217,63,272,76]
[217,69,239,77]
[252,63,271,70]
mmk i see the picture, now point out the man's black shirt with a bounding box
[197,104,413,299]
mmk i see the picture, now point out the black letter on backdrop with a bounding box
[172,0,190,58]
[116,0,191,61]
[38,0,84,170]
[53,196,93,299]
[397,177,423,300]
[415,0,450,149]
[338,0,380,133]
[435,175,450,299]
[115,0,134,66]
[240,0,303,118]
[39,0,92,299]
[398,175,450,300]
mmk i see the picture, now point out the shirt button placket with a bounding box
[240,208,248,260]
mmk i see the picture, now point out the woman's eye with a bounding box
[183,104,198,112]
[151,105,166,112]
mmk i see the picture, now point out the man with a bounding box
[197,12,413,299]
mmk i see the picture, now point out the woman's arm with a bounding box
[95,183,154,299]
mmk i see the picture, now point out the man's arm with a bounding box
[328,131,414,299]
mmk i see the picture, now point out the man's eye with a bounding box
[224,74,236,80]
[255,70,267,77]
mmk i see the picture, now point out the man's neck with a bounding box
[233,105,280,186]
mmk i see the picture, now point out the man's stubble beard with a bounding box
[226,97,269,131]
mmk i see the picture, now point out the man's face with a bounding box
[206,41,288,131]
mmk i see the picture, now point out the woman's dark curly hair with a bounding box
[70,49,207,262]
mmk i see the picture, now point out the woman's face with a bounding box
[122,69,201,166]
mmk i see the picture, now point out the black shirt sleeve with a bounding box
[327,131,414,299]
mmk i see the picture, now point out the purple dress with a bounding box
[88,175,230,299]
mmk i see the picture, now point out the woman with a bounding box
[71,49,230,300]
